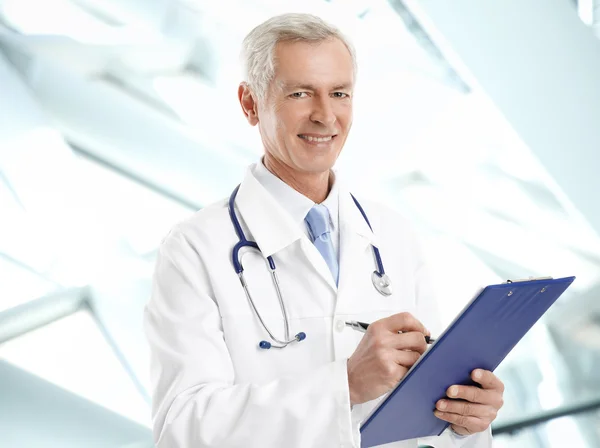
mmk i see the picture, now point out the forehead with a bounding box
[272,38,354,89]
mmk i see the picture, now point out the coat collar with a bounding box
[338,185,378,249]
[252,159,340,235]
[234,164,378,259]
[235,165,304,258]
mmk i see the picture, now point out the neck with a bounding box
[263,154,331,203]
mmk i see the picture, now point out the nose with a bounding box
[309,97,337,128]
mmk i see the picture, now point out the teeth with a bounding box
[300,135,333,142]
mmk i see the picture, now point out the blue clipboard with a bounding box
[359,276,576,447]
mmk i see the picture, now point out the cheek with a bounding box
[258,110,274,133]
[263,116,286,145]
[279,104,309,132]
[336,105,353,131]
[342,117,353,134]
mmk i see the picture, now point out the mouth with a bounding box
[297,134,337,143]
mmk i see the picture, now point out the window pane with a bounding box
[494,411,600,447]
[0,309,150,427]
[0,257,58,312]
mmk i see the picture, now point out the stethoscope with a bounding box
[228,184,392,350]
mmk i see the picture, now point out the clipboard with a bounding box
[359,276,576,447]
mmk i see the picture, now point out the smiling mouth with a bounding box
[298,134,337,143]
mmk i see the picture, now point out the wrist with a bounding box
[347,359,358,406]
[449,426,469,438]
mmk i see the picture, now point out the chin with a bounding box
[297,155,338,174]
[287,139,342,173]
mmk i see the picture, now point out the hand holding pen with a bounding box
[345,320,436,344]
[345,312,433,406]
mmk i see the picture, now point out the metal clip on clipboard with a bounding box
[503,276,553,284]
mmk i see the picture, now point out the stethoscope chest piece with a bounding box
[372,271,392,296]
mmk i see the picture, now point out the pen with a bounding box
[345,321,436,344]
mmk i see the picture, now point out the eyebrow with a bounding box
[280,82,353,92]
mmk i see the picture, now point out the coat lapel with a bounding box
[234,165,338,293]
[235,167,303,257]
[337,185,379,297]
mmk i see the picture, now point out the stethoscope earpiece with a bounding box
[259,341,272,350]
[259,332,306,350]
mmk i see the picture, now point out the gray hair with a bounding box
[241,13,357,101]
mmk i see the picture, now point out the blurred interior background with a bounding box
[1,0,600,447]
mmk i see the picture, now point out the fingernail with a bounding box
[474,370,482,379]
[449,386,458,397]
[438,400,447,410]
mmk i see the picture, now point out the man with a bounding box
[144,13,504,448]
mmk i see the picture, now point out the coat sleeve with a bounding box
[143,229,357,448]
[412,232,493,448]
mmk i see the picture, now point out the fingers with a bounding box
[433,411,489,434]
[471,369,505,393]
[368,314,428,362]
[446,384,504,409]
[379,312,428,335]
[436,370,505,435]
[389,331,428,354]
[435,399,498,421]
[393,348,422,368]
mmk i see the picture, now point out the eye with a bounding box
[290,92,308,99]
[332,92,349,99]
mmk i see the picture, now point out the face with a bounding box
[239,38,354,176]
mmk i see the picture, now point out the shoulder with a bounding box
[158,197,231,257]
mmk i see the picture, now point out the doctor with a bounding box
[144,12,504,448]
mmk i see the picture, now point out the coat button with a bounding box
[335,319,345,332]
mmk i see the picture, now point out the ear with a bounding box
[238,83,259,126]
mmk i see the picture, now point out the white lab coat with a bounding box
[144,165,492,448]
